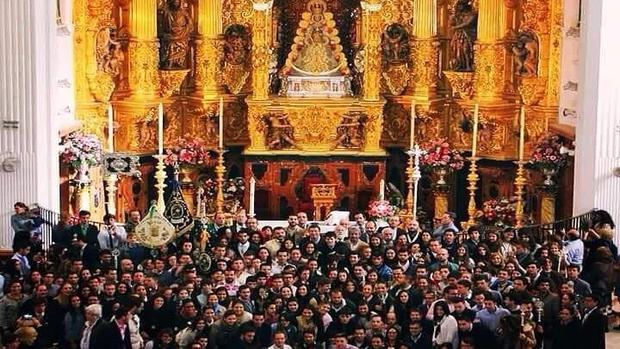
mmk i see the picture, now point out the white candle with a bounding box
[249,177,256,217]
[107,104,114,153]
[410,101,416,150]
[518,106,525,161]
[472,104,479,158]
[379,179,385,201]
[158,102,164,155]
[219,97,224,149]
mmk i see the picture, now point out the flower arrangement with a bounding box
[59,132,103,169]
[529,133,571,171]
[164,135,215,167]
[475,198,517,227]
[420,139,465,171]
[367,200,397,220]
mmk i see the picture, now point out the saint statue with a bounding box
[159,0,193,70]
[281,0,349,77]
[449,0,477,72]
[513,31,539,77]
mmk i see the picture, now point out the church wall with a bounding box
[0,0,60,249]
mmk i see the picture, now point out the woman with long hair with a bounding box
[385,326,401,349]
[393,290,414,324]
[431,301,458,348]
[63,294,85,348]
[452,244,475,270]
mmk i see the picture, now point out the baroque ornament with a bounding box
[134,207,176,248]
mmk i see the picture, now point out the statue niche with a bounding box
[449,0,477,72]
[279,0,351,98]
[513,30,539,77]
[222,25,252,94]
[381,23,411,96]
[158,0,193,70]
[335,112,366,149]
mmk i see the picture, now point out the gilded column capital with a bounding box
[361,1,382,12]
[251,0,273,12]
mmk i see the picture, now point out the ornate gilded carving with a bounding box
[513,30,539,77]
[158,0,193,70]
[382,65,410,96]
[443,71,475,99]
[521,0,549,32]
[194,37,222,98]
[518,77,547,106]
[265,113,296,150]
[361,1,383,101]
[335,112,366,149]
[134,106,160,151]
[448,0,477,72]
[381,24,411,96]
[293,106,340,150]
[95,27,124,77]
[128,41,160,97]
[223,0,253,28]
[225,100,250,143]
[474,43,507,99]
[382,101,408,143]
[250,1,273,100]
[362,105,384,153]
[411,39,440,93]
[159,69,190,97]
[222,25,252,94]
[450,106,506,154]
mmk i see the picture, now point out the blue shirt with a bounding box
[564,239,584,265]
[475,306,510,333]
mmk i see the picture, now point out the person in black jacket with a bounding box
[580,294,607,349]
[94,307,132,349]
[69,210,100,248]
[456,312,497,349]
[552,306,582,349]
[401,321,433,349]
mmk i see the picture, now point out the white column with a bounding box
[574,0,620,246]
[0,0,60,249]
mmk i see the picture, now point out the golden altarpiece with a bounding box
[71,0,565,221]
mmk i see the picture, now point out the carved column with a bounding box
[412,0,439,97]
[474,0,508,101]
[361,1,382,101]
[194,0,223,99]
[250,1,273,101]
[128,0,160,99]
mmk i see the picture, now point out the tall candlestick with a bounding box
[518,106,525,161]
[471,104,479,157]
[107,104,114,153]
[218,97,224,149]
[410,101,416,149]
[379,179,385,201]
[158,102,164,155]
[249,176,256,217]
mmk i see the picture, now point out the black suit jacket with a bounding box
[71,244,100,270]
[580,308,606,349]
[402,332,433,349]
[231,242,259,257]
[69,224,100,247]
[93,320,132,349]
[89,318,107,348]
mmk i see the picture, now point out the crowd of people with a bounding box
[4,202,618,349]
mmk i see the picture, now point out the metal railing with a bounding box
[479,210,598,243]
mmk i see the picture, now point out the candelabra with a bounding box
[403,145,426,222]
[466,157,479,226]
[153,155,167,214]
[215,148,227,213]
[514,160,527,227]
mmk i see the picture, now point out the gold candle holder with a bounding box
[215,148,227,213]
[466,157,479,226]
[153,155,167,214]
[401,153,415,223]
[514,160,527,227]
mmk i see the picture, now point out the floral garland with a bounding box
[367,200,397,220]
[59,132,103,169]
[164,135,215,167]
[529,133,571,171]
[420,139,465,171]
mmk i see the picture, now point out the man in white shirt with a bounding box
[80,304,105,349]
[98,214,127,252]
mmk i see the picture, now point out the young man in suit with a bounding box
[69,210,100,247]
[94,307,132,349]
[580,293,606,349]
